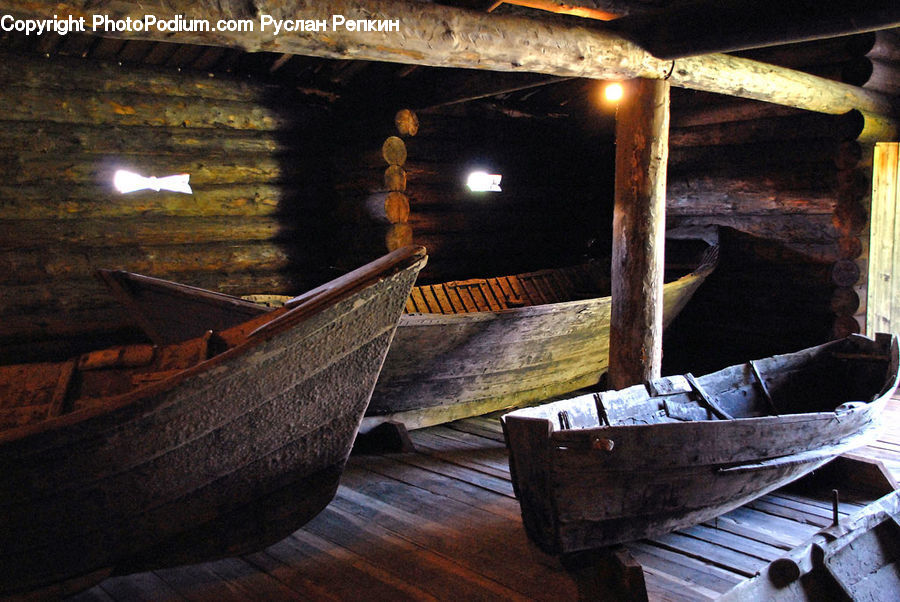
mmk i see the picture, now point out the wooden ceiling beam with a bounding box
[612,0,900,59]
[486,1,619,21]
[2,0,896,121]
[404,72,574,111]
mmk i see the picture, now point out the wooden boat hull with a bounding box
[364,262,713,431]
[0,247,426,596]
[723,489,900,600]
[100,251,715,433]
[501,334,900,555]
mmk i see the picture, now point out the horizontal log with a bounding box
[734,34,878,70]
[0,216,288,250]
[858,109,900,142]
[834,140,864,170]
[667,215,838,245]
[837,236,863,260]
[832,201,869,236]
[5,0,896,122]
[2,153,285,186]
[833,315,862,338]
[830,287,861,316]
[670,111,863,147]
[365,191,409,224]
[867,29,900,62]
[0,121,286,156]
[384,165,407,192]
[0,241,293,286]
[394,109,419,136]
[866,58,900,96]
[385,223,414,251]
[382,136,408,166]
[1,85,285,130]
[1,50,285,102]
[612,0,900,59]
[0,183,322,219]
[668,165,838,195]
[668,140,846,172]
[671,99,806,128]
[665,189,836,217]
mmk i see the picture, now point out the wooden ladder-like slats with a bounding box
[404,265,599,315]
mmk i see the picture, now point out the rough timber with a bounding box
[0,246,426,596]
[501,333,900,554]
[100,250,715,433]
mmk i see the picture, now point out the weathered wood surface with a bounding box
[721,487,900,601]
[99,250,716,433]
[64,395,900,602]
[0,247,426,596]
[3,0,896,122]
[365,250,715,432]
[868,143,900,337]
[404,263,608,314]
[502,333,900,554]
[610,78,669,389]
[0,47,335,363]
[611,0,900,59]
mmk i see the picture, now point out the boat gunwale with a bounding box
[502,334,900,469]
[401,250,718,323]
[0,246,427,444]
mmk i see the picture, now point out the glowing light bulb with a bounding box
[604,82,624,102]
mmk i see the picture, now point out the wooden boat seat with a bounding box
[0,334,220,423]
[74,334,213,406]
[235,264,611,315]
[405,263,609,314]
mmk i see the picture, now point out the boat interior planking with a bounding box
[0,0,899,598]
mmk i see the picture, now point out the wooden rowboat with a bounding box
[99,248,716,433]
[501,333,900,555]
[723,488,900,600]
[0,246,427,596]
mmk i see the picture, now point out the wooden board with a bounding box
[68,396,900,602]
[868,143,900,337]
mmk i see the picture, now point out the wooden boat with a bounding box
[501,333,900,555]
[99,248,716,433]
[0,246,427,597]
[723,488,900,600]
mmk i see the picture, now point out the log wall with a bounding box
[0,51,336,363]
[389,104,616,282]
[663,31,899,373]
[331,110,418,271]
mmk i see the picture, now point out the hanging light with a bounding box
[604,82,624,102]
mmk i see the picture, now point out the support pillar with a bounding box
[609,78,670,389]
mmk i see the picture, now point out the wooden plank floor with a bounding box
[69,397,900,601]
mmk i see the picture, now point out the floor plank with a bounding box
[66,396,899,601]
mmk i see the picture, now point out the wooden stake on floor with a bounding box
[609,78,669,389]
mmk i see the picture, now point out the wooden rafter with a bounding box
[612,0,900,59]
[1,0,895,124]
[486,1,619,21]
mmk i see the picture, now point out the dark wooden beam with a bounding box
[2,0,896,122]
[487,1,619,21]
[403,71,575,111]
[609,78,669,389]
[612,0,900,59]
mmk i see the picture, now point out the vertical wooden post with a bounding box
[609,78,670,389]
